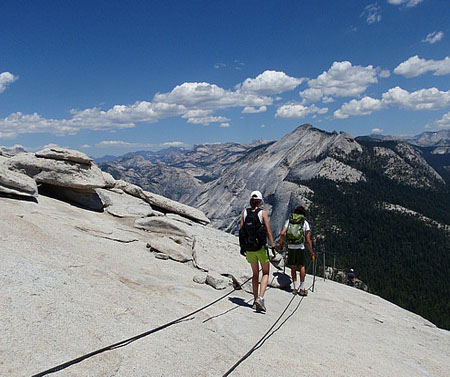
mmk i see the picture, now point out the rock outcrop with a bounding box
[35,147,94,165]
[114,179,210,224]
[5,152,108,189]
[0,163,38,198]
[1,147,210,225]
[96,188,155,218]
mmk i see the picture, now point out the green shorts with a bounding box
[246,247,270,264]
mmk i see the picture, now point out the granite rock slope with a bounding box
[1,194,449,377]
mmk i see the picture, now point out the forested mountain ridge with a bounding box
[98,124,450,329]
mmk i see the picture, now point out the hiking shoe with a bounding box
[251,300,257,310]
[255,297,266,312]
[298,288,308,296]
[292,287,298,295]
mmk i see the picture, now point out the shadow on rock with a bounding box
[228,297,253,308]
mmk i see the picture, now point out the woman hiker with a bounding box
[279,205,315,296]
[239,190,275,312]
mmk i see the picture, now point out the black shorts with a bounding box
[287,248,306,267]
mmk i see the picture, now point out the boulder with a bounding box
[114,180,147,200]
[35,147,93,165]
[114,179,209,224]
[5,153,107,190]
[146,235,193,263]
[193,273,208,284]
[142,191,210,224]
[96,188,154,218]
[134,216,190,237]
[0,163,38,198]
[102,171,116,188]
[335,271,346,284]
[226,272,253,293]
[206,271,230,290]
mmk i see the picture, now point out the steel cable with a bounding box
[32,274,254,377]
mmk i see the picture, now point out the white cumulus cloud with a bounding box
[181,109,212,118]
[242,106,267,114]
[301,61,379,103]
[379,69,391,78]
[0,72,18,93]
[96,140,154,148]
[154,82,272,110]
[334,97,384,119]
[186,115,230,126]
[299,88,324,104]
[371,128,383,134]
[436,112,450,128]
[237,70,305,95]
[219,122,231,128]
[334,86,450,119]
[394,56,450,78]
[276,103,328,119]
[387,0,424,7]
[382,87,450,110]
[161,141,186,147]
[422,31,444,44]
[0,112,77,139]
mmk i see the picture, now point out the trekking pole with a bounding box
[323,250,326,282]
[312,254,316,292]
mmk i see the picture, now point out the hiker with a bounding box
[279,205,314,296]
[346,268,356,287]
[239,190,275,312]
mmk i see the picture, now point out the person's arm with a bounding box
[305,230,314,260]
[279,226,287,250]
[262,210,275,248]
[240,210,245,229]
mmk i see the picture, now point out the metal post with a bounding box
[323,250,326,281]
[333,253,336,281]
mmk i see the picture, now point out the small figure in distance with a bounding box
[279,205,314,296]
[346,268,356,287]
[239,191,275,312]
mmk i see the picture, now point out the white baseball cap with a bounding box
[250,190,263,200]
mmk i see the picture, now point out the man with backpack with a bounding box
[279,205,315,296]
[346,268,356,287]
[239,190,275,312]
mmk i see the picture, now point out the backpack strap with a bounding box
[246,207,263,221]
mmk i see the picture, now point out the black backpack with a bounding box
[239,208,267,252]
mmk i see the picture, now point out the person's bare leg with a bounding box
[298,264,308,295]
[300,264,306,284]
[291,264,298,289]
[259,261,270,298]
[251,262,259,301]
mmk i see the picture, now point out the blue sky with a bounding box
[0,0,449,157]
